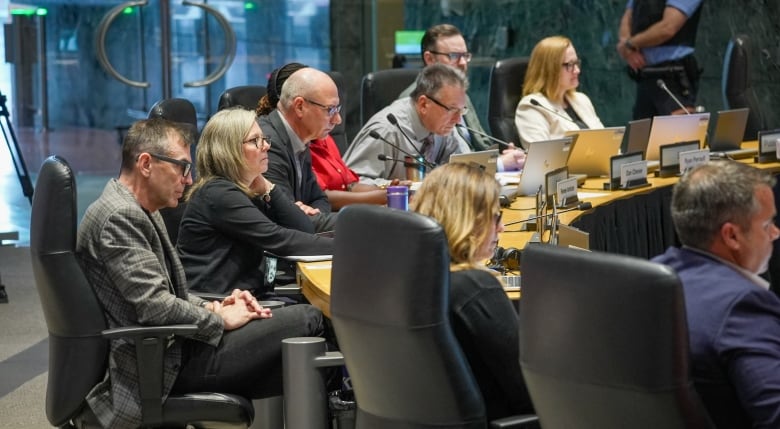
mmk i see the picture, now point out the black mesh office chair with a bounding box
[30,155,254,428]
[722,34,765,141]
[519,244,715,429]
[147,98,199,244]
[329,204,536,428]
[217,85,267,111]
[487,57,529,149]
[359,68,419,126]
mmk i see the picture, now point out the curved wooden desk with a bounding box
[299,145,780,317]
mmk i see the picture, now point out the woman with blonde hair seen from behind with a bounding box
[515,35,604,147]
[411,162,534,421]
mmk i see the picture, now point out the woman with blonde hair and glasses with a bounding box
[515,35,604,147]
[177,108,333,297]
[411,162,534,421]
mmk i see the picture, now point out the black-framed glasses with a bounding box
[562,59,582,72]
[243,135,272,149]
[429,50,472,63]
[303,98,342,117]
[425,94,468,116]
[149,153,192,177]
[494,211,503,228]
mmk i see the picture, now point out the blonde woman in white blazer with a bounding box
[515,36,604,148]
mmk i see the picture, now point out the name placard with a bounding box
[757,128,780,163]
[556,177,579,208]
[679,148,709,174]
[620,160,648,188]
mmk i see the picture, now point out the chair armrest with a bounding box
[192,292,229,302]
[101,324,199,426]
[490,414,540,429]
[101,324,199,340]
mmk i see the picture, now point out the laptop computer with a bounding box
[516,137,575,196]
[707,108,754,159]
[621,118,652,155]
[645,113,710,161]
[565,127,625,177]
[449,149,499,175]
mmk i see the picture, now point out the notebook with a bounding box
[621,118,652,156]
[516,137,576,196]
[707,108,754,159]
[564,127,626,177]
[449,149,499,176]
[645,113,710,161]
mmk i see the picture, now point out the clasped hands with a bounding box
[203,289,273,331]
[616,38,646,71]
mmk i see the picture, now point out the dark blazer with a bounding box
[177,178,333,295]
[76,179,221,428]
[258,110,331,213]
[654,246,780,428]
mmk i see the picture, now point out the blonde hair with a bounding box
[187,108,257,199]
[411,162,501,270]
[522,36,574,101]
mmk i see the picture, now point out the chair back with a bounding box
[519,244,715,429]
[147,98,198,244]
[722,34,765,141]
[488,57,529,148]
[217,85,267,111]
[30,156,109,426]
[327,71,350,154]
[330,204,486,428]
[359,68,419,126]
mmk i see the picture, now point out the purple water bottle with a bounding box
[386,186,409,210]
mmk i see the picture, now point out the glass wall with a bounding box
[4,0,333,131]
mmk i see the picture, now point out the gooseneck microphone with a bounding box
[455,124,522,151]
[656,79,690,115]
[386,113,431,164]
[503,201,593,227]
[377,154,425,167]
[368,130,436,169]
[529,98,578,124]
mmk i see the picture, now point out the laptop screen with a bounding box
[708,108,749,151]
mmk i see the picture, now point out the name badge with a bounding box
[679,149,709,174]
[620,160,647,187]
[556,177,579,207]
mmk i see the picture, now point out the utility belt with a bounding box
[627,55,701,96]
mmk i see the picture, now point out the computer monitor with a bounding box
[394,30,425,55]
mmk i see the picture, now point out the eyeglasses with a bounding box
[303,98,342,117]
[425,94,469,116]
[243,135,272,149]
[494,211,503,228]
[429,50,472,63]
[149,153,192,177]
[562,59,582,72]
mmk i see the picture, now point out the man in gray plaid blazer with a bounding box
[76,118,325,428]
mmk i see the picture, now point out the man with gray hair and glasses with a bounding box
[345,63,525,183]
[652,160,780,428]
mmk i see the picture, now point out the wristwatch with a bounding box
[624,38,638,51]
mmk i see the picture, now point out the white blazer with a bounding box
[514,91,604,147]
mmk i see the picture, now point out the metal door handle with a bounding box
[182,0,237,87]
[95,0,151,88]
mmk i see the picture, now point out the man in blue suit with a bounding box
[653,160,780,428]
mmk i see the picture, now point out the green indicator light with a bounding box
[123,7,134,14]
[36,8,48,15]
[244,2,255,10]
[10,9,36,16]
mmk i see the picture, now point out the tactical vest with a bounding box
[631,0,702,47]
